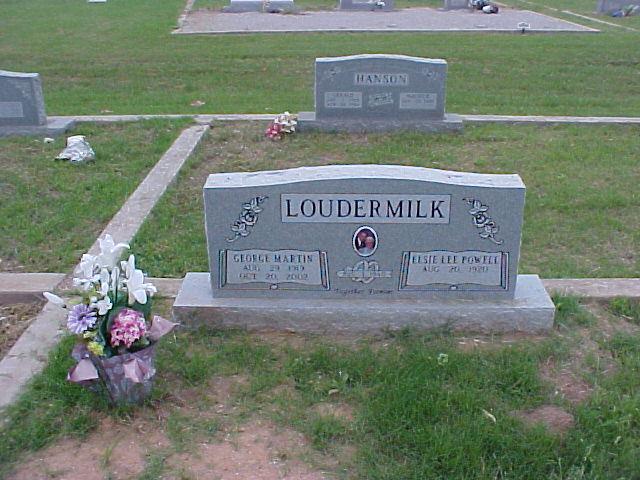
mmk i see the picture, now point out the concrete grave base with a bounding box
[223,0,296,13]
[297,111,464,133]
[0,117,75,138]
[173,273,555,334]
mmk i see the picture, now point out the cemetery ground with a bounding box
[499,0,640,28]
[193,0,442,11]
[3,0,640,116]
[0,296,639,478]
[0,120,190,273]
[132,122,640,280]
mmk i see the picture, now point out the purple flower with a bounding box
[67,304,98,334]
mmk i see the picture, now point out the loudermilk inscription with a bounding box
[297,54,463,133]
[174,165,555,333]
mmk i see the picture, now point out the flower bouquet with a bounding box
[45,235,176,406]
[265,112,297,140]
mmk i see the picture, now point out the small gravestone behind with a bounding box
[174,165,554,334]
[596,0,640,12]
[339,0,394,11]
[0,70,74,138]
[223,0,296,13]
[298,55,463,133]
[444,0,470,9]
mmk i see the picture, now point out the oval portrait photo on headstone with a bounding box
[353,226,378,257]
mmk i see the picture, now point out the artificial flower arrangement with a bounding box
[45,234,176,405]
[265,112,297,140]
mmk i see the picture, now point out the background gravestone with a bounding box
[0,70,74,138]
[596,0,639,12]
[223,0,296,12]
[339,0,394,11]
[444,0,470,9]
[298,54,463,133]
[174,165,554,333]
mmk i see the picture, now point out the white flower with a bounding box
[98,268,110,297]
[43,292,66,307]
[73,276,95,291]
[93,296,113,315]
[75,253,98,279]
[95,234,129,269]
[121,254,136,279]
[125,269,157,305]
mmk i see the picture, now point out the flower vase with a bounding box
[90,344,158,406]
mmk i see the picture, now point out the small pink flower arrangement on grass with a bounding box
[265,112,297,141]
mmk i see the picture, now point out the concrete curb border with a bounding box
[49,113,640,126]
[0,124,209,411]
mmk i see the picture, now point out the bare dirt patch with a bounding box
[514,405,575,435]
[539,358,593,405]
[171,419,327,480]
[8,417,170,480]
[0,302,43,358]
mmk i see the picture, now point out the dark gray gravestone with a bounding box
[444,0,470,9]
[298,55,463,133]
[339,0,394,11]
[0,70,74,138]
[174,165,554,333]
[596,0,639,12]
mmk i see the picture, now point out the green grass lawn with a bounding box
[1,298,639,478]
[0,120,190,273]
[1,0,639,116]
[131,122,640,279]
[501,0,640,28]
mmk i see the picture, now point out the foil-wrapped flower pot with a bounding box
[92,344,157,406]
[69,343,158,406]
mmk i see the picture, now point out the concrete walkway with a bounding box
[175,7,598,34]
[50,113,640,126]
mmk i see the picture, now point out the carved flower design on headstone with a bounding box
[227,196,268,242]
[464,198,503,245]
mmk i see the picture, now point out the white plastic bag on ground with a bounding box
[55,135,96,164]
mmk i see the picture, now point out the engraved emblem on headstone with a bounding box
[337,260,393,284]
[323,66,341,81]
[464,198,504,245]
[368,92,394,108]
[226,196,268,242]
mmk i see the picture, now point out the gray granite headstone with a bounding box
[298,55,463,133]
[596,0,639,12]
[339,0,394,11]
[174,165,554,333]
[444,0,470,9]
[223,0,296,12]
[0,70,74,138]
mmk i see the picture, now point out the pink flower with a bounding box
[110,308,147,348]
[265,122,282,140]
